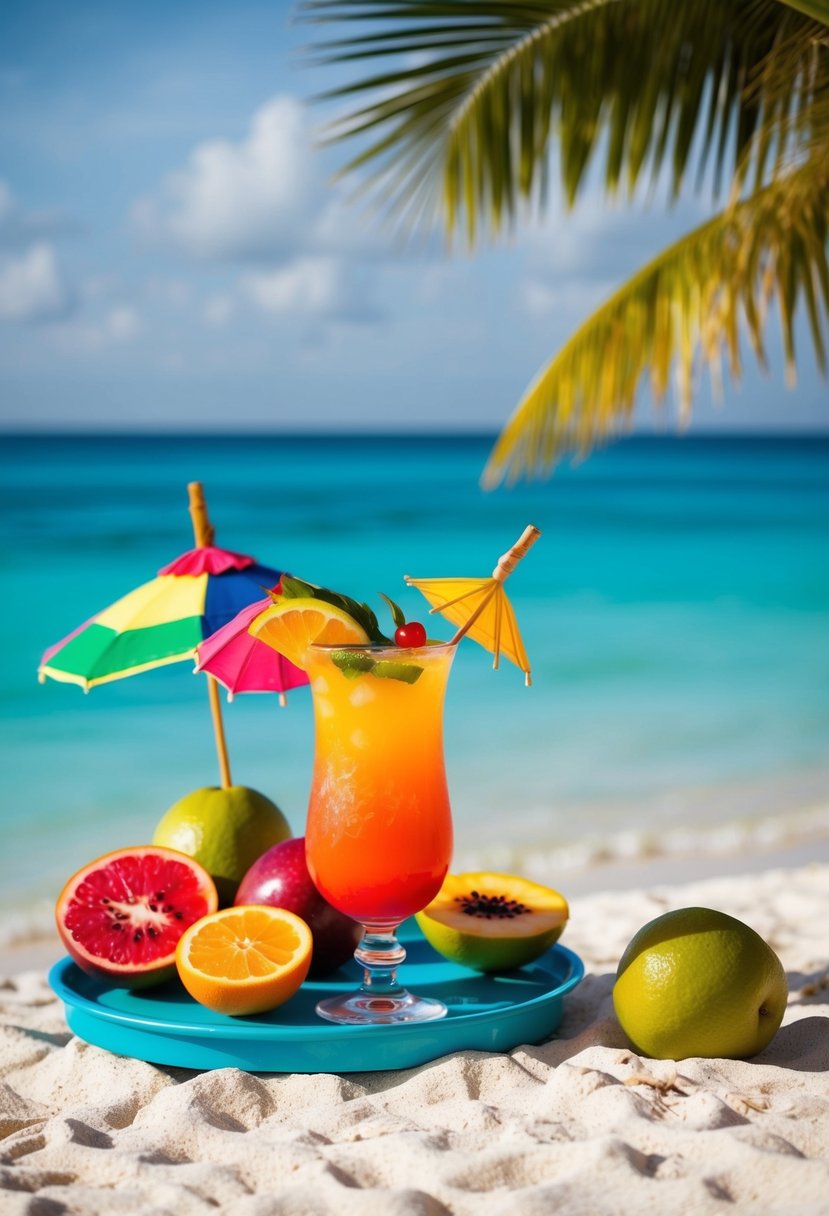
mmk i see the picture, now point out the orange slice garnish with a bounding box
[175,905,312,1016]
[249,596,370,671]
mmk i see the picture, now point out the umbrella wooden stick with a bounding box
[188,480,216,549]
[188,481,232,789]
[448,524,541,646]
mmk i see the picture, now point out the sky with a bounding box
[0,0,826,434]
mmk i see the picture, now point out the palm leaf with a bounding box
[305,0,828,478]
[304,0,823,239]
[481,149,829,485]
[774,0,829,22]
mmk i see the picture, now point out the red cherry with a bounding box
[395,621,427,648]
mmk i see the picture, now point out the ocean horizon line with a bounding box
[2,427,828,444]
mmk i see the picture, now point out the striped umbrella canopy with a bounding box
[38,546,284,692]
[37,482,291,788]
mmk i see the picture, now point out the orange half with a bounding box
[175,905,313,1016]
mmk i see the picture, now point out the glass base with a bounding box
[314,924,447,1025]
[315,989,447,1026]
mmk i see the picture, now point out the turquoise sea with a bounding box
[2,432,828,941]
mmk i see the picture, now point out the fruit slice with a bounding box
[176,905,313,1016]
[56,846,219,988]
[249,597,370,672]
[415,872,569,972]
[234,837,363,978]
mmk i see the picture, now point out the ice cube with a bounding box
[349,683,376,707]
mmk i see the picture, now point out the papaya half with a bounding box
[415,871,569,972]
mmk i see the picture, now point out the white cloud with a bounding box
[0,179,76,247]
[132,96,316,261]
[242,257,345,317]
[145,277,192,308]
[0,243,73,322]
[520,279,559,318]
[518,275,614,323]
[52,306,142,354]
[203,294,235,327]
[521,186,707,285]
[106,306,141,341]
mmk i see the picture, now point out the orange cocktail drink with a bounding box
[305,642,454,925]
[304,640,455,1024]
[247,528,540,1026]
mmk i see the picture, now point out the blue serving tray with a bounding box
[49,921,584,1074]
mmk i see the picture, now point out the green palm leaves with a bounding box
[484,157,829,483]
[306,0,829,480]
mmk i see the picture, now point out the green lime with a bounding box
[152,786,292,906]
[613,906,788,1060]
[330,650,376,678]
[372,660,423,683]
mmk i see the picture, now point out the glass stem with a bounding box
[355,928,406,995]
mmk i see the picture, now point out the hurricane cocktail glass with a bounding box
[304,641,455,1025]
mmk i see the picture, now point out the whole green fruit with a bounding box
[152,785,291,905]
[613,906,788,1060]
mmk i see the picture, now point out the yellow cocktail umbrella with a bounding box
[404,525,541,685]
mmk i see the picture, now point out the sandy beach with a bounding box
[2,855,827,1215]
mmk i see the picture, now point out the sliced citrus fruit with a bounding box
[249,596,370,672]
[55,845,219,988]
[175,905,313,1016]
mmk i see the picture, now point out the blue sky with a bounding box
[0,0,826,433]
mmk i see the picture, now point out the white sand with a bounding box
[1,862,827,1215]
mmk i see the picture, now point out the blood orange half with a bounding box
[56,845,219,988]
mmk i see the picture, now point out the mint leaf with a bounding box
[379,592,406,630]
[360,602,384,640]
[272,576,396,645]
[314,588,391,643]
[280,575,317,599]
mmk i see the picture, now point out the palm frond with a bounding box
[303,0,824,240]
[773,0,829,23]
[481,149,829,486]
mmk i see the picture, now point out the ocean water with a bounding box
[2,432,828,939]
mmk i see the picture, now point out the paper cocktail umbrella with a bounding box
[404,525,541,685]
[195,597,308,707]
[37,482,289,786]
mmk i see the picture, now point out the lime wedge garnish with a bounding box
[330,650,376,679]
[372,660,423,684]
